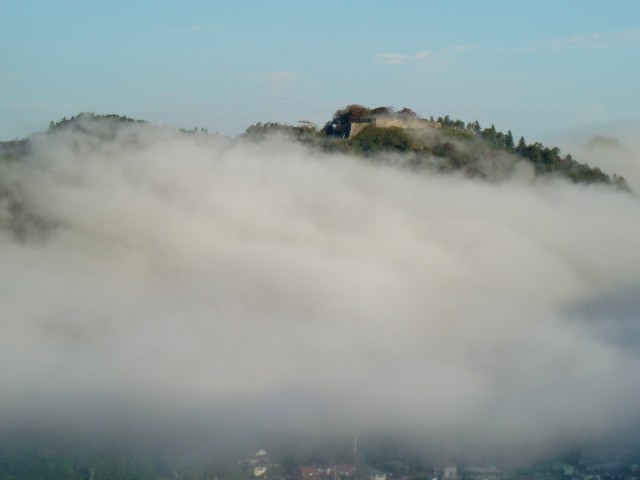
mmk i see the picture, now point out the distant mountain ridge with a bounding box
[0,108,631,191]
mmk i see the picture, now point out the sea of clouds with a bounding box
[1,121,639,461]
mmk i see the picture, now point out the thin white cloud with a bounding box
[157,25,202,33]
[375,44,475,65]
[257,71,298,90]
[375,52,404,65]
[156,25,224,34]
[0,73,18,82]
[441,44,476,53]
[376,50,432,65]
[525,30,640,52]
[258,71,297,83]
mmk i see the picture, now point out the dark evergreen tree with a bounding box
[505,130,515,150]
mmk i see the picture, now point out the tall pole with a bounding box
[353,432,358,474]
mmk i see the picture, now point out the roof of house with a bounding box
[299,467,319,476]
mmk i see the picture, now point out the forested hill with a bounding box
[0,108,631,190]
[244,105,631,190]
[0,113,145,162]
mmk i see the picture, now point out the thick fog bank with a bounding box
[1,123,640,461]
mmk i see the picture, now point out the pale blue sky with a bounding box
[1,0,639,143]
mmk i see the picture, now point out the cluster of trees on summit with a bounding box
[244,104,630,189]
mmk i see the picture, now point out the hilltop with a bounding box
[244,105,631,190]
